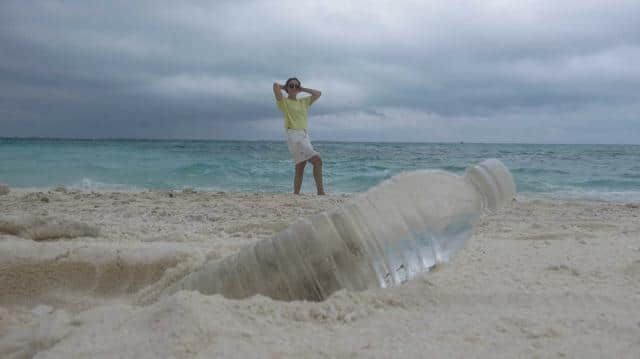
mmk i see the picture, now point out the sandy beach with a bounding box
[1,189,639,358]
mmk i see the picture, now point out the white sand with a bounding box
[1,189,639,358]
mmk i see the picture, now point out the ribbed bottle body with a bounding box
[170,159,515,301]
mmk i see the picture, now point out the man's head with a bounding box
[284,77,301,94]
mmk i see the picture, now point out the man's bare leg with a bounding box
[294,161,306,194]
[309,155,325,195]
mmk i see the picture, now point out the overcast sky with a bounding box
[1,0,639,143]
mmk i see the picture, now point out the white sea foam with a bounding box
[520,190,640,202]
[73,178,132,190]
[69,178,143,192]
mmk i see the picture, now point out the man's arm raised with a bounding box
[301,87,321,105]
[273,83,284,101]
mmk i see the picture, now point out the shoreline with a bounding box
[4,186,358,197]
[1,190,639,357]
[4,186,640,203]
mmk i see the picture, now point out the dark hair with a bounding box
[284,77,300,92]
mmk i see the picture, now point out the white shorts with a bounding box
[286,129,318,164]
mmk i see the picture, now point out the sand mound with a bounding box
[0,242,208,308]
[0,216,100,241]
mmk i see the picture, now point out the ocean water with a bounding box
[1,138,638,201]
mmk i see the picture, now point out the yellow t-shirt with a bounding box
[276,97,312,129]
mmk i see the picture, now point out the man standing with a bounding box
[273,77,325,195]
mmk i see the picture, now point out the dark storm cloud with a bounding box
[0,0,639,143]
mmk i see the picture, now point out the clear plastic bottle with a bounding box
[169,159,516,301]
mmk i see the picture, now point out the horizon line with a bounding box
[0,136,638,146]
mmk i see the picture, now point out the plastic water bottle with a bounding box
[169,159,516,301]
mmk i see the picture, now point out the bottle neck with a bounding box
[463,159,516,211]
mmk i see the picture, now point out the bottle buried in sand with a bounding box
[169,159,516,302]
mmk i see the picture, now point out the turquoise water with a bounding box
[1,138,638,201]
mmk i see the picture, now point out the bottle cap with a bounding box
[463,159,516,211]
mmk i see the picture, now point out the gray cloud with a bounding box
[1,0,639,143]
